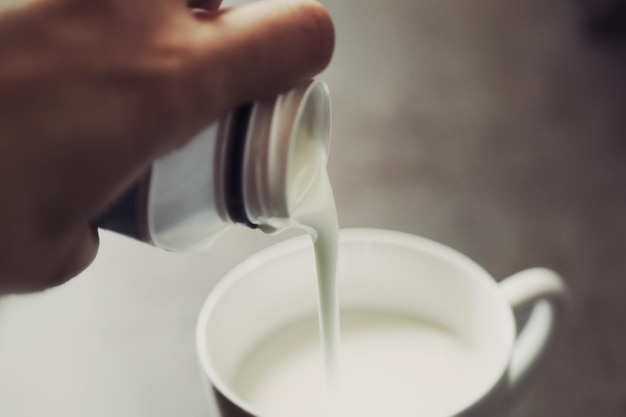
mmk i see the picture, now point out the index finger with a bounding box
[185,0,335,125]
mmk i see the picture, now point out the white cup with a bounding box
[196,228,568,417]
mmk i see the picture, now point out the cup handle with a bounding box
[497,268,568,391]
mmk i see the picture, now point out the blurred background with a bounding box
[1,0,626,415]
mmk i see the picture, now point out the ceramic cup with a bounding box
[196,228,568,417]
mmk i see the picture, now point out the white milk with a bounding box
[278,132,488,416]
[287,131,340,391]
[229,134,489,417]
[232,311,487,417]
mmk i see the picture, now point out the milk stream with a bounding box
[234,135,489,417]
[288,131,340,395]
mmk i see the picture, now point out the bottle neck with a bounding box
[231,80,331,234]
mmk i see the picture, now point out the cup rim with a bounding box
[196,228,516,416]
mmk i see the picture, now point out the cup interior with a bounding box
[196,228,515,415]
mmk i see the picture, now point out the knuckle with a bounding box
[130,38,198,149]
[146,42,192,105]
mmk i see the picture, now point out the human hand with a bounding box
[0,0,334,293]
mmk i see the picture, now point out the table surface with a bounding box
[1,0,626,416]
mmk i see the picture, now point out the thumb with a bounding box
[187,0,335,120]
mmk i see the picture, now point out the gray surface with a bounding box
[1,0,626,415]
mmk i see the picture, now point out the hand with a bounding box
[0,0,334,293]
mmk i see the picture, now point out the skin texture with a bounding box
[0,0,335,293]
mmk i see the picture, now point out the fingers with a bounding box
[188,0,335,118]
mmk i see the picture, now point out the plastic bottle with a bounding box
[97,80,331,251]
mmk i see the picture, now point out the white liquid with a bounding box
[232,311,487,417]
[231,135,489,417]
[288,131,340,391]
